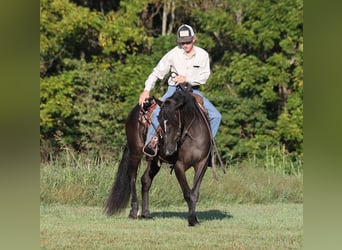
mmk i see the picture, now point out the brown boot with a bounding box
[143,135,159,157]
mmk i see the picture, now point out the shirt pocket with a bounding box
[192,58,204,70]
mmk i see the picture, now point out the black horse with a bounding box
[105,86,215,226]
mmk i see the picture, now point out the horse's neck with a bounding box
[182,102,210,135]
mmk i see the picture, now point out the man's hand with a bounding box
[139,90,150,107]
[174,75,186,85]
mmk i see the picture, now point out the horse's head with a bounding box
[158,93,185,156]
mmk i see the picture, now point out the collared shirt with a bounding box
[144,45,211,91]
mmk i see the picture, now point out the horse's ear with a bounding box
[153,96,163,106]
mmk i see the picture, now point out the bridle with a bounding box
[160,96,197,144]
[159,72,202,144]
[159,98,182,141]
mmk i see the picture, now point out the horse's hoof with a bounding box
[188,221,200,226]
[141,214,154,220]
[128,214,139,220]
[188,216,200,226]
[188,221,199,226]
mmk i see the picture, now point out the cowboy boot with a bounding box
[143,133,159,157]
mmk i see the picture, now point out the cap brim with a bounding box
[178,36,193,43]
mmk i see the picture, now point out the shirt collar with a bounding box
[181,45,196,58]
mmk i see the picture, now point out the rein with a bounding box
[180,112,196,143]
[162,94,198,144]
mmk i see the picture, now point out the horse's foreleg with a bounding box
[141,159,160,219]
[188,164,208,226]
[174,163,197,226]
[192,163,208,203]
[175,159,208,226]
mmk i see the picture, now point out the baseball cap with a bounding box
[177,24,195,43]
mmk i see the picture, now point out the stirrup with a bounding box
[143,136,158,157]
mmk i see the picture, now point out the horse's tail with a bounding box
[104,144,131,216]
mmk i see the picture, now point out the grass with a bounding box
[40,157,302,207]
[40,153,303,249]
[40,203,303,249]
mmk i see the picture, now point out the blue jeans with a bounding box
[145,86,221,145]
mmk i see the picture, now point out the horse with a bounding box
[104,85,215,226]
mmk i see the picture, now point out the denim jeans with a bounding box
[145,86,221,145]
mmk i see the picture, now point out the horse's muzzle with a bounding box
[165,144,177,156]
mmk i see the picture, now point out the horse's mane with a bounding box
[162,90,198,126]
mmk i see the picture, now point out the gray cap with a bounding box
[177,24,195,43]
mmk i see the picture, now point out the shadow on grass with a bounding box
[151,209,233,221]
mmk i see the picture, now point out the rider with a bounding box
[139,24,221,157]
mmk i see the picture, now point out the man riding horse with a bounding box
[138,24,222,158]
[105,24,224,226]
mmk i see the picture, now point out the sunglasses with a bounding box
[180,41,193,45]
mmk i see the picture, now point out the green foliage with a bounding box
[40,0,155,155]
[40,71,76,130]
[40,0,303,174]
[199,0,303,165]
[98,1,150,56]
[40,0,103,75]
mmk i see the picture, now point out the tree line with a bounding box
[40,0,303,171]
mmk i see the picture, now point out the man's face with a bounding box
[180,39,194,53]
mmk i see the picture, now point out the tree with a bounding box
[40,0,152,157]
[40,0,303,173]
[195,0,303,162]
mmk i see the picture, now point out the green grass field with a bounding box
[40,155,302,249]
[40,203,302,249]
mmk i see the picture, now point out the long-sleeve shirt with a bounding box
[144,45,211,92]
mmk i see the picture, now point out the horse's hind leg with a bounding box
[128,156,142,219]
[141,159,160,219]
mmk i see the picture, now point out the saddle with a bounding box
[139,97,157,128]
[139,93,207,127]
[192,94,207,115]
